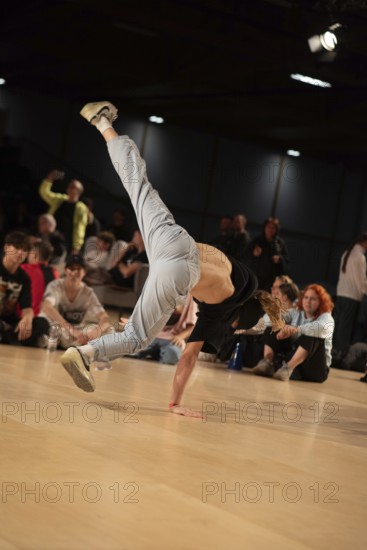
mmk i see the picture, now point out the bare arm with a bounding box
[170,324,195,349]
[169,341,203,417]
[15,308,34,341]
[41,299,72,330]
[76,311,111,344]
[39,170,65,204]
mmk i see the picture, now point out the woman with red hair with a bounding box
[252,284,334,382]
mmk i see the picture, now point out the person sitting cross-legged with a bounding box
[0,231,50,346]
[40,254,113,369]
[249,284,334,383]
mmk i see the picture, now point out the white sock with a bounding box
[95,115,112,134]
[79,343,95,362]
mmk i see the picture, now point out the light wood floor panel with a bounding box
[0,346,366,549]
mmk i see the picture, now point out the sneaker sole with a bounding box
[80,101,118,123]
[252,367,274,377]
[273,373,289,381]
[60,348,95,392]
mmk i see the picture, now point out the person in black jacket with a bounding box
[246,217,289,292]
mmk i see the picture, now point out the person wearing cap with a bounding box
[60,101,284,417]
[40,254,112,356]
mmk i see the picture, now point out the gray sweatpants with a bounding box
[90,136,200,360]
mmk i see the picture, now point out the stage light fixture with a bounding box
[0,78,6,85]
[287,149,300,157]
[308,23,342,53]
[290,73,331,88]
[149,115,164,124]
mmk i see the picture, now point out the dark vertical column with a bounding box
[270,154,285,217]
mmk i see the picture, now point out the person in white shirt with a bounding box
[333,233,367,351]
[40,254,112,369]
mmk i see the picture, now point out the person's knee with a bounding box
[160,344,182,365]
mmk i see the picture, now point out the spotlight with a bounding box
[308,23,342,53]
[287,149,300,157]
[0,78,6,85]
[290,73,331,88]
[149,115,164,124]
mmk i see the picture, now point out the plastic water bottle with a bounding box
[227,342,243,371]
[47,325,59,353]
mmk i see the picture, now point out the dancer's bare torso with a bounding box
[191,243,234,304]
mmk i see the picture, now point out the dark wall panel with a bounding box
[333,172,364,243]
[285,236,331,289]
[276,157,341,238]
[143,124,214,216]
[209,138,281,224]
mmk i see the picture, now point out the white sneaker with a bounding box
[273,362,291,381]
[252,358,274,377]
[80,101,118,125]
[60,347,95,392]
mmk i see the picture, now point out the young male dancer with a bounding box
[61,101,282,417]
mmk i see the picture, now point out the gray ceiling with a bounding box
[2,0,367,171]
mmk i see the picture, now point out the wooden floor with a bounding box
[0,345,366,550]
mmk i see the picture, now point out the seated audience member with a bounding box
[218,275,298,365]
[35,213,66,265]
[109,229,148,288]
[131,294,198,365]
[0,232,49,346]
[246,217,289,292]
[40,254,111,360]
[250,284,334,382]
[21,241,59,315]
[270,275,294,300]
[237,280,300,337]
[108,208,132,242]
[231,213,251,263]
[83,231,116,285]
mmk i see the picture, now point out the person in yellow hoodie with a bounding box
[39,169,88,254]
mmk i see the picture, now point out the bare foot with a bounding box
[169,405,202,418]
